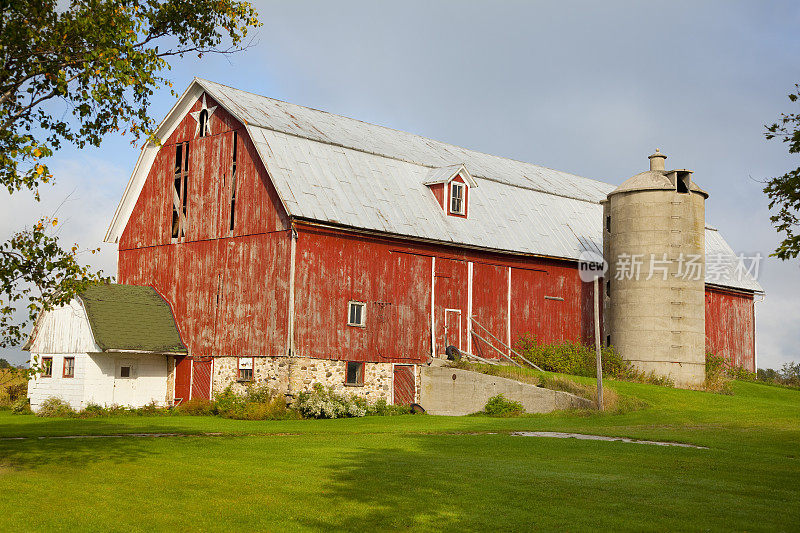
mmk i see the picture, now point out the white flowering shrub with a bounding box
[296,384,367,419]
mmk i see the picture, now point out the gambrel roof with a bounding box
[106,78,763,293]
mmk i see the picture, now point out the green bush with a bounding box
[175,398,214,416]
[11,397,31,414]
[5,382,27,402]
[365,398,410,416]
[516,335,672,386]
[296,384,367,419]
[483,394,524,417]
[36,397,76,418]
[212,384,298,420]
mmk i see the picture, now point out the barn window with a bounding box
[63,357,75,378]
[198,109,209,138]
[229,131,238,233]
[171,142,190,240]
[41,357,52,378]
[450,182,465,215]
[120,365,131,378]
[345,361,364,386]
[238,357,253,382]
[348,301,365,327]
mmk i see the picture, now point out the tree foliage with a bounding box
[0,0,260,347]
[763,84,800,260]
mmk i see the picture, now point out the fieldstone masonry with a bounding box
[211,356,397,403]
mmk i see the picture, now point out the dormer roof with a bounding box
[423,164,478,188]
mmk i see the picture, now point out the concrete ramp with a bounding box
[419,366,593,416]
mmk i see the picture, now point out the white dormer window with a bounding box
[450,182,465,215]
[424,164,476,218]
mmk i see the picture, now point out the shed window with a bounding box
[450,182,465,215]
[120,366,131,378]
[345,361,364,386]
[63,357,75,378]
[41,357,52,378]
[238,357,253,382]
[348,301,365,327]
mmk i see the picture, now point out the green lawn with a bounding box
[1,380,799,531]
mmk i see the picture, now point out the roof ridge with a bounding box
[196,78,613,193]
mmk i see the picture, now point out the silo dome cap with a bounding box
[608,150,708,198]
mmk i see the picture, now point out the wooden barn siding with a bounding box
[118,92,291,358]
[292,222,601,363]
[705,287,756,371]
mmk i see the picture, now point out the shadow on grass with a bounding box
[298,439,471,531]
[0,434,161,470]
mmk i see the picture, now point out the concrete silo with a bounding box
[602,150,708,388]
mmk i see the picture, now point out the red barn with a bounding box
[104,78,762,403]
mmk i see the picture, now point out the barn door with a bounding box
[444,309,462,354]
[113,359,137,405]
[393,365,415,405]
[174,356,191,405]
[190,357,213,400]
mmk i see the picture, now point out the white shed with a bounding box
[24,284,187,411]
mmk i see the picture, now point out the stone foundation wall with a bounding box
[210,356,402,404]
[212,356,291,396]
[287,358,394,403]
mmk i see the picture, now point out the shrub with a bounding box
[175,398,214,416]
[11,397,31,414]
[366,398,410,416]
[81,403,108,417]
[296,384,367,419]
[5,382,27,402]
[515,335,673,387]
[483,394,524,417]
[37,397,76,418]
[212,384,298,420]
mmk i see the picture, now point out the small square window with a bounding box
[345,361,364,386]
[450,182,465,215]
[41,357,53,378]
[348,301,365,327]
[120,366,131,378]
[63,357,75,378]
[238,357,254,382]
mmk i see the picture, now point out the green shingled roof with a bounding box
[79,284,187,353]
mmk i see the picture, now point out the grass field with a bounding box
[1,379,798,531]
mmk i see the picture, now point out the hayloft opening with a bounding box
[677,174,689,193]
[171,143,190,240]
[198,109,209,137]
[229,131,238,233]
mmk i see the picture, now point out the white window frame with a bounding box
[238,357,254,382]
[450,181,465,215]
[347,301,366,327]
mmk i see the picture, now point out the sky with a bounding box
[1,0,799,368]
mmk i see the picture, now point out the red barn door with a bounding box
[393,365,415,405]
[191,357,213,400]
[174,356,191,405]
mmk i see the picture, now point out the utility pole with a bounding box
[594,276,603,411]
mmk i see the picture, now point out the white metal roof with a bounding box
[105,78,763,293]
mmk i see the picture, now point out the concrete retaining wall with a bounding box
[419,366,592,416]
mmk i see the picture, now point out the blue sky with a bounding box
[2,0,799,367]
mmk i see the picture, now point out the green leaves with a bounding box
[764,84,800,260]
[0,0,260,347]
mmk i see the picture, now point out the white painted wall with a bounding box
[26,299,170,411]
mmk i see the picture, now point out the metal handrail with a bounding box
[469,316,544,372]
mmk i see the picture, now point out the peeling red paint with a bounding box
[705,287,756,371]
